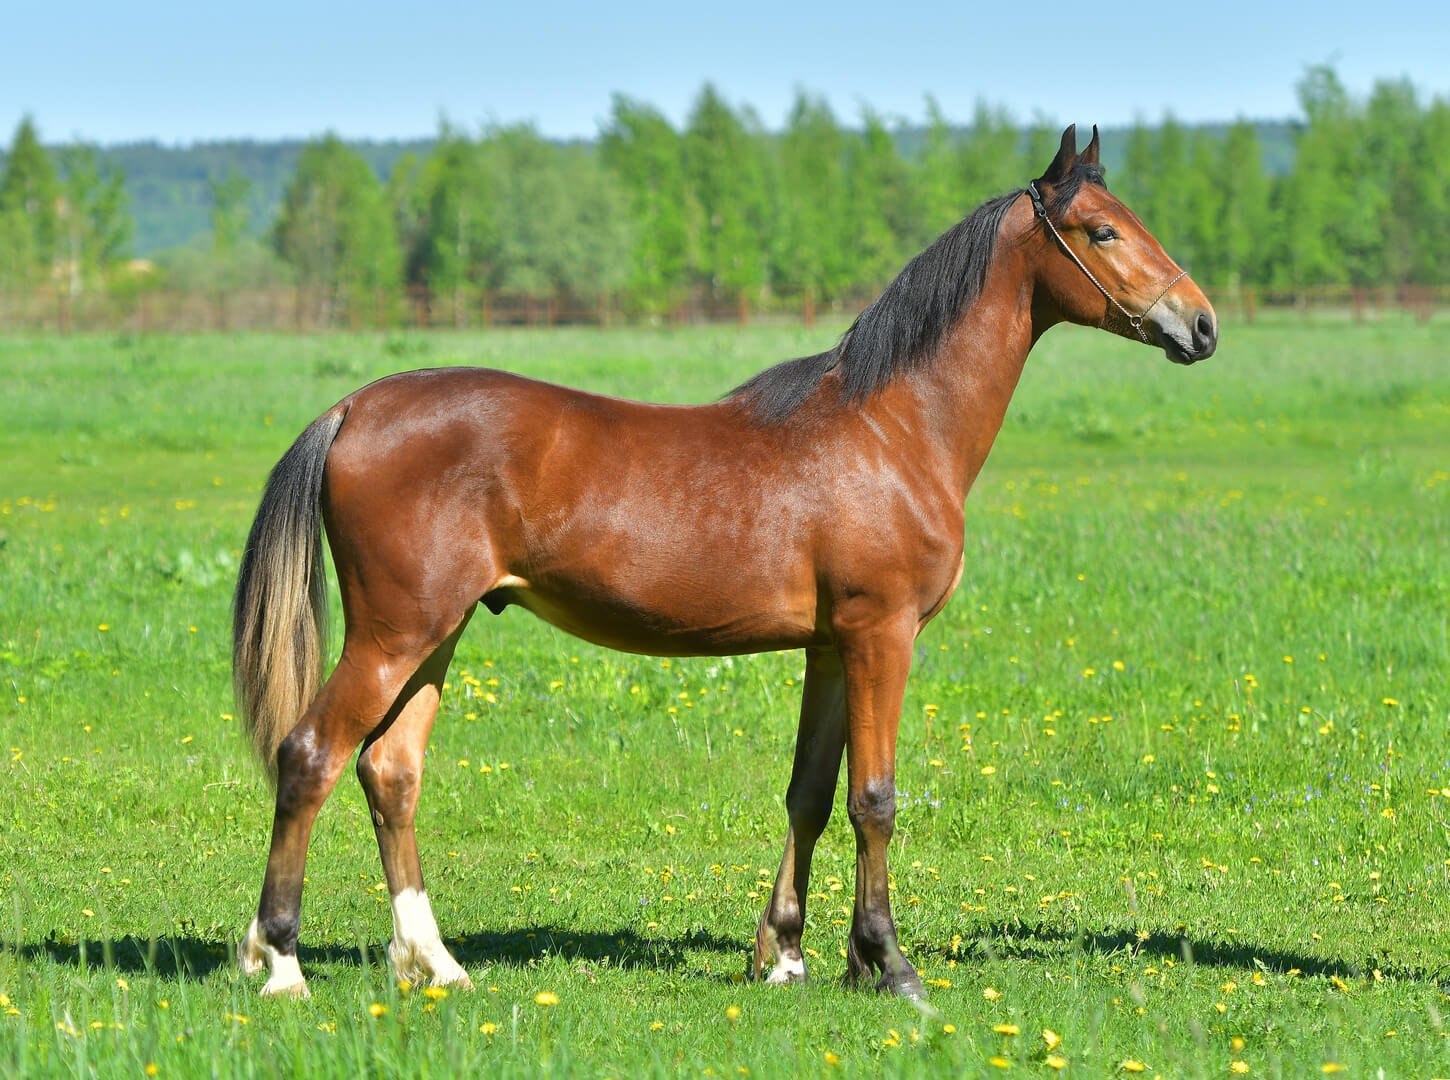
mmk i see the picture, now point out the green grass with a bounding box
[1,317,1448,1077]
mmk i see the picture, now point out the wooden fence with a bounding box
[0,282,1445,334]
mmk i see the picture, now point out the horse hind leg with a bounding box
[239,657,401,997]
[356,613,475,988]
[754,648,846,984]
[240,615,472,997]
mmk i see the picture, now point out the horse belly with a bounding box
[492,571,820,658]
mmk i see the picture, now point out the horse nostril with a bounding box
[1195,311,1215,344]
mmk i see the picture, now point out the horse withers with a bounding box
[235,125,1216,998]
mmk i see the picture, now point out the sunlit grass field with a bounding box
[1,317,1447,1077]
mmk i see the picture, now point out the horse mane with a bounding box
[731,162,1107,425]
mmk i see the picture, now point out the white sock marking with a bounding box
[240,916,310,997]
[389,888,471,987]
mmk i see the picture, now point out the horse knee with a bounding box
[846,779,896,832]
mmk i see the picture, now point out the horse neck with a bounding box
[891,227,1044,499]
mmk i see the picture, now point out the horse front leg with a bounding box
[837,611,924,998]
[754,647,846,983]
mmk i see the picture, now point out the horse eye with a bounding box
[1090,225,1118,244]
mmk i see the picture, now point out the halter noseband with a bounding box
[1026,181,1186,344]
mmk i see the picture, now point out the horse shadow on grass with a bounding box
[10,924,742,983]
[933,921,1446,986]
[14,920,1444,987]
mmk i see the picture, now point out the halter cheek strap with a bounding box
[1027,181,1186,344]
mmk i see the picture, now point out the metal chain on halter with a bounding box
[1026,181,1186,344]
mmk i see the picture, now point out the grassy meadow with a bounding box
[1,316,1448,1077]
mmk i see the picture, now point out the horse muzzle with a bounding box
[1156,307,1218,365]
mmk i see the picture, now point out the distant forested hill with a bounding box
[88,138,431,255]
[0,121,1298,256]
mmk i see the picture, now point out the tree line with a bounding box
[3,65,1449,325]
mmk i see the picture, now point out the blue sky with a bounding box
[5,1,1447,144]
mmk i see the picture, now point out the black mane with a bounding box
[731,163,1107,425]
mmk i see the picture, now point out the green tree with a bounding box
[682,85,771,301]
[1117,119,1156,218]
[273,134,400,323]
[1277,65,1379,287]
[0,116,59,286]
[414,125,495,319]
[847,108,919,291]
[774,90,853,300]
[210,172,251,263]
[599,96,691,314]
[1146,114,1199,263]
[916,96,963,237]
[958,100,1023,209]
[1409,97,1450,282]
[480,124,633,299]
[1363,78,1421,284]
[1212,121,1272,288]
[54,145,131,295]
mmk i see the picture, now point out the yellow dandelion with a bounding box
[649,1021,665,1032]
[534,990,560,1007]
[1321,1066,1345,1075]
[823,1051,840,1066]
[942,1024,957,1034]
[1046,1055,1068,1071]
[989,1057,1011,1069]
[1382,697,1398,707]
[1043,1028,1062,1051]
[368,1003,387,1018]
[480,1021,497,1035]
[422,986,448,1001]
[1121,1061,1148,1073]
[983,986,1002,1001]
[993,1023,1021,1036]
[1231,1062,1250,1075]
[981,765,997,776]
[145,1066,159,1078]
[724,1004,741,1021]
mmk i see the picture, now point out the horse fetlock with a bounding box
[240,916,310,997]
[389,937,472,989]
[237,918,268,975]
[752,919,808,984]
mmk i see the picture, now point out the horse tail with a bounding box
[232,405,348,780]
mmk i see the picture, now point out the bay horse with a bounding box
[235,125,1217,999]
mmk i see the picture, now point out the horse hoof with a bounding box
[260,976,311,999]
[764,955,808,985]
[879,972,927,1001]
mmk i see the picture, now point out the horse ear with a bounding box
[1080,124,1100,165]
[1038,124,1078,184]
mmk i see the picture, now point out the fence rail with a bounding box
[0,283,1445,334]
